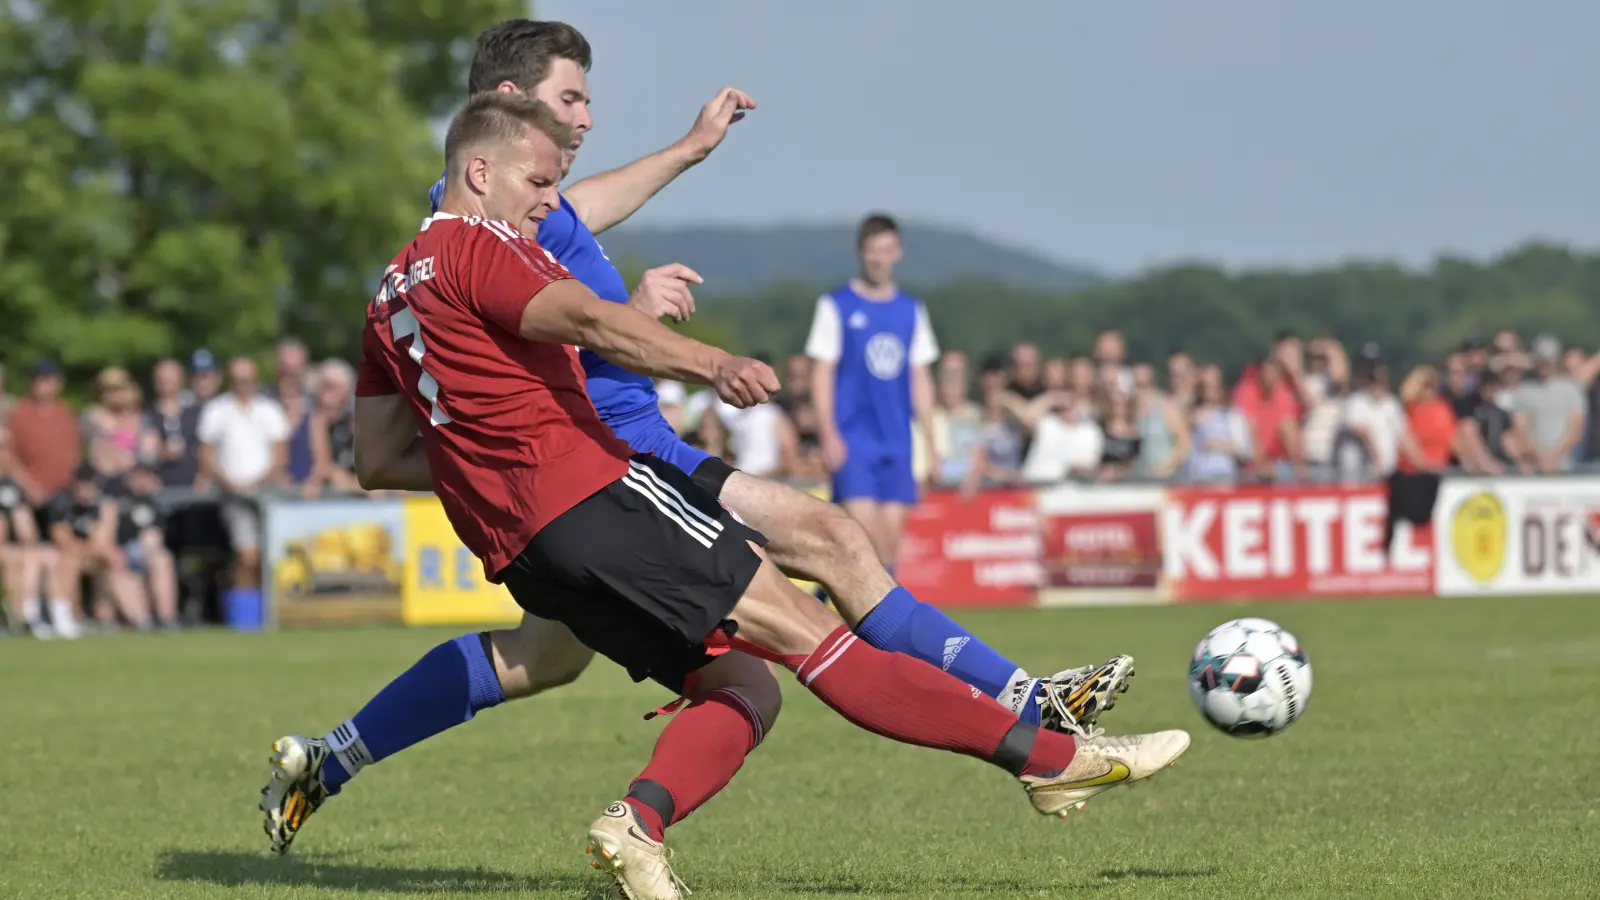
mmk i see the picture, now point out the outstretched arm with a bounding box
[563,87,755,235]
[517,279,777,407]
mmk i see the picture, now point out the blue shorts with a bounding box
[610,416,714,478]
[832,447,917,505]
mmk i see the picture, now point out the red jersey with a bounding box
[356,213,632,580]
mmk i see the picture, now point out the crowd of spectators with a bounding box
[4,326,1597,638]
[660,328,1600,492]
[0,339,360,638]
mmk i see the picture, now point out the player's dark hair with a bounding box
[444,92,573,174]
[468,20,592,93]
[857,213,899,247]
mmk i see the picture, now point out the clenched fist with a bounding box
[713,356,780,408]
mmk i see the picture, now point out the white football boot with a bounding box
[1022,729,1191,817]
[1035,654,1136,738]
[260,734,332,855]
[586,801,688,900]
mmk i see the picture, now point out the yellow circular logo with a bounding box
[1450,491,1506,584]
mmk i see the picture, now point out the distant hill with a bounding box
[597,221,1103,296]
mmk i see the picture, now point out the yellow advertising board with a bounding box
[401,496,524,626]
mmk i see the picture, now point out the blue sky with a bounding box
[538,0,1599,275]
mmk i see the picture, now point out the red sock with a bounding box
[796,626,1075,777]
[623,688,766,841]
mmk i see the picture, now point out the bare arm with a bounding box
[354,394,433,493]
[1158,397,1192,477]
[303,414,332,495]
[912,365,937,473]
[564,87,756,235]
[92,498,119,551]
[195,442,217,492]
[517,280,776,405]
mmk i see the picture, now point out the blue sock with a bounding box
[855,587,1041,725]
[320,633,504,794]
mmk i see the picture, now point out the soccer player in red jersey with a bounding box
[262,92,1190,898]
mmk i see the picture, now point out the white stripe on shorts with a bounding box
[621,470,716,548]
[629,460,724,535]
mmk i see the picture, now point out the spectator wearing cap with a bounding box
[47,464,152,633]
[190,349,222,406]
[305,360,361,497]
[197,356,288,595]
[8,360,81,558]
[1510,335,1587,473]
[140,358,203,489]
[81,366,143,481]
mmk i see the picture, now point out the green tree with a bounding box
[0,0,523,387]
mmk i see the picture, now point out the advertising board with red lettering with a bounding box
[895,489,1041,607]
[1035,484,1167,605]
[1163,484,1433,601]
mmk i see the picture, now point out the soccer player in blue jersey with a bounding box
[807,214,934,570]
[262,19,1137,855]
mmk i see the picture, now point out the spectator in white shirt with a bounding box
[1338,361,1414,478]
[1021,394,1103,483]
[197,356,288,591]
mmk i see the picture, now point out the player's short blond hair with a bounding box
[444,92,572,174]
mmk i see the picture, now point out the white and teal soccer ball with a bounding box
[1188,618,1312,737]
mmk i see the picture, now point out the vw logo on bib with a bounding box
[865,332,906,380]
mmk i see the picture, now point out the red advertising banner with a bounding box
[1043,510,1162,590]
[896,490,1041,607]
[1163,484,1433,601]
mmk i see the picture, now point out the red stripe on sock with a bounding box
[629,688,765,836]
[798,625,1076,773]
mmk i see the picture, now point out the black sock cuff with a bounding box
[626,779,676,826]
[992,720,1038,777]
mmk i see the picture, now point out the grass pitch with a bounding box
[3,596,1598,899]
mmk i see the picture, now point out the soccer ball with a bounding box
[1188,617,1312,737]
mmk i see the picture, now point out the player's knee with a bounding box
[732,672,783,736]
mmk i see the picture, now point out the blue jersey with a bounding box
[429,172,661,427]
[804,284,938,451]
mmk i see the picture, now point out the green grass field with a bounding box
[4,596,1599,899]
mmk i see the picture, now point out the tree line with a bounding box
[4,5,1597,393]
[679,242,1600,376]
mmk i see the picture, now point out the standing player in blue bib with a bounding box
[806,214,935,570]
[262,19,1137,856]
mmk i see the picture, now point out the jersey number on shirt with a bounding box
[388,305,453,427]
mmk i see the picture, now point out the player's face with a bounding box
[484,133,563,236]
[858,232,902,283]
[523,58,592,162]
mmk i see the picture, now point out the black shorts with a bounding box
[499,454,766,693]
